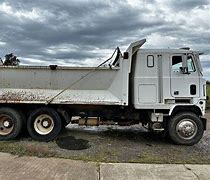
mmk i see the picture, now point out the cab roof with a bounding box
[138,48,200,54]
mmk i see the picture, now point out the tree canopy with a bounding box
[1,53,20,66]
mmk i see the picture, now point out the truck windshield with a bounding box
[187,56,196,72]
[195,53,203,74]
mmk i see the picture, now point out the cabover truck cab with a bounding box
[0,39,207,145]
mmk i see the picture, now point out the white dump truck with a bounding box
[0,39,207,145]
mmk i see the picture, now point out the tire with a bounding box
[167,112,204,145]
[0,107,23,140]
[27,107,62,141]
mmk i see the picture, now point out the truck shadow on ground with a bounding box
[101,129,167,142]
[57,125,170,150]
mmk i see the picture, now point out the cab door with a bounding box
[170,54,199,98]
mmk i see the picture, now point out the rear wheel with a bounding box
[167,112,204,145]
[0,107,23,140]
[27,107,62,141]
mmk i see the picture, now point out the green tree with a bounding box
[3,53,20,66]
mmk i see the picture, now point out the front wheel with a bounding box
[167,112,204,145]
[27,107,62,141]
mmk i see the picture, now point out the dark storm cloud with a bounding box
[0,0,165,63]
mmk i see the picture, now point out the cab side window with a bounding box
[172,56,182,72]
[147,55,154,68]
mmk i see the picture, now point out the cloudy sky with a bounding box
[0,0,210,79]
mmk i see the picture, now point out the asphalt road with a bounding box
[0,113,210,164]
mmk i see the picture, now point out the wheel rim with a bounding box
[0,114,14,136]
[34,114,54,135]
[176,119,198,140]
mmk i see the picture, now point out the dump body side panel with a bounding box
[0,66,126,105]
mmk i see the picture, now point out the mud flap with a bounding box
[201,117,207,130]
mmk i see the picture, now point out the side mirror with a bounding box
[180,67,190,74]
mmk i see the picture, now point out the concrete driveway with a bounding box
[0,152,210,180]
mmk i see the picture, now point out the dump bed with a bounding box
[0,66,123,105]
[0,39,146,105]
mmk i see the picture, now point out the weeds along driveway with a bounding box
[0,113,210,164]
